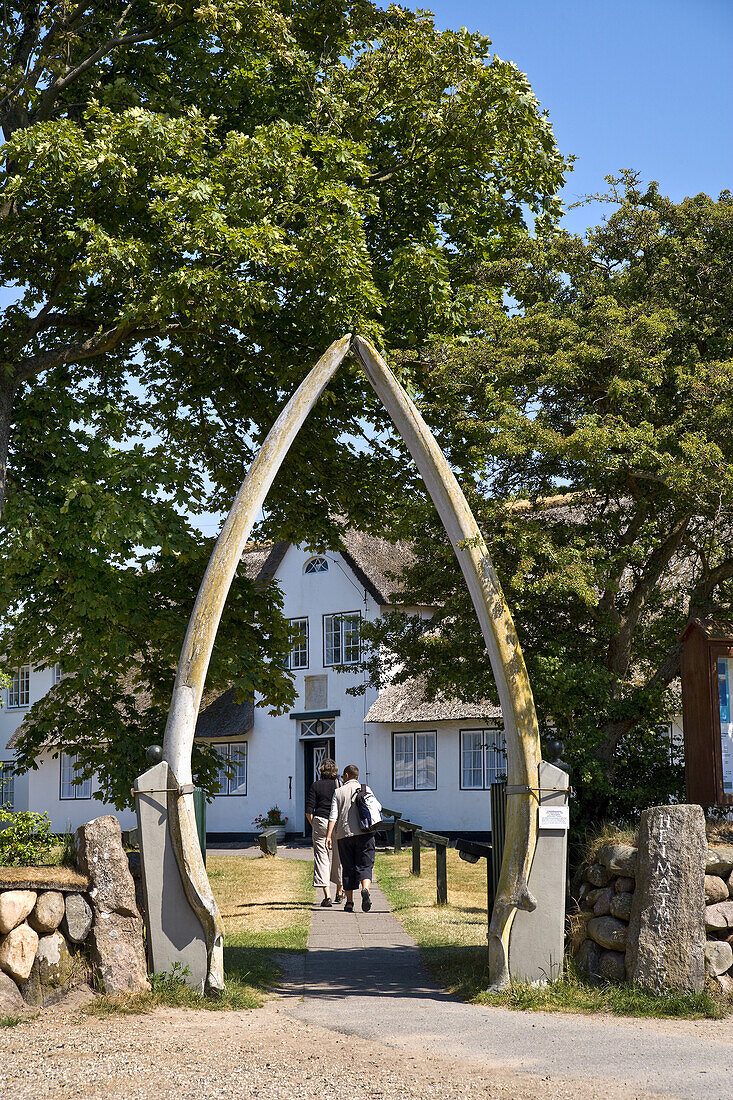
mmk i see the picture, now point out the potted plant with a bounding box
[253,806,288,842]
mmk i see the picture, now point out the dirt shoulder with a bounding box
[0,994,677,1100]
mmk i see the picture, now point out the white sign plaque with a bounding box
[538,804,569,830]
[717,658,733,796]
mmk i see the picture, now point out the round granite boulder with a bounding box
[29,892,65,935]
[61,894,93,944]
[0,923,39,982]
[0,970,24,1013]
[0,891,37,935]
[704,875,729,904]
[599,950,626,982]
[587,915,628,951]
[705,939,733,976]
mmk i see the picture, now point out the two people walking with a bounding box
[306,760,377,913]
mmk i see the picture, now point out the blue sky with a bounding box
[408,0,732,232]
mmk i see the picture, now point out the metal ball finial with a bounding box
[146,744,164,765]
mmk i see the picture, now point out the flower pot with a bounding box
[259,826,286,842]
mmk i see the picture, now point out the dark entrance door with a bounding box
[303,738,336,836]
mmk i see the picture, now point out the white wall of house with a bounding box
[24,752,136,833]
[0,663,135,832]
[204,543,382,837]
[1,542,691,838]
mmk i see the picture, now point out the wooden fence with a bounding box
[380,785,506,912]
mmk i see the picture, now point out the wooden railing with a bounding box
[379,808,453,907]
[380,797,505,917]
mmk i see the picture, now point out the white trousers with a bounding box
[311,815,342,888]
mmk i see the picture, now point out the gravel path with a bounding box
[0,994,657,1100]
[2,849,732,1099]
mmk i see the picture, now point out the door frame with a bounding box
[303,737,336,836]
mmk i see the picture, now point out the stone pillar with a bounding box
[508,761,570,983]
[135,761,208,991]
[626,804,706,994]
[74,815,150,995]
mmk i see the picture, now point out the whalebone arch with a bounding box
[158,334,542,992]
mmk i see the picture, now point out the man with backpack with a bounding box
[325,763,379,913]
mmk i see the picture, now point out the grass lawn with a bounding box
[375,849,723,1020]
[211,852,313,996]
[85,852,314,1017]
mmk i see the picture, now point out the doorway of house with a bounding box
[303,738,336,836]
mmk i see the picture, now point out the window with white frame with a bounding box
[299,717,335,739]
[288,618,309,670]
[214,742,247,796]
[0,763,14,809]
[304,556,328,574]
[60,753,92,800]
[392,731,437,791]
[52,663,62,685]
[323,612,360,666]
[460,728,506,790]
[7,665,30,709]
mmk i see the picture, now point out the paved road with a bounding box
[278,875,733,1100]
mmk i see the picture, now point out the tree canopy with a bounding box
[363,174,733,824]
[0,1,566,803]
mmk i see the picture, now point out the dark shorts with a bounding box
[337,833,376,891]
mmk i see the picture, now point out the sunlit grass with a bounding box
[376,849,724,1019]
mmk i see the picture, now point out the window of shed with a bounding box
[304,556,328,574]
[0,762,14,810]
[392,731,436,791]
[60,753,92,800]
[460,728,506,790]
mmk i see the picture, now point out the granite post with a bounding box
[626,804,706,994]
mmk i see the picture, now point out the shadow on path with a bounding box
[277,875,733,1100]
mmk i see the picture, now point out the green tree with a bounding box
[1,2,566,804]
[364,174,733,825]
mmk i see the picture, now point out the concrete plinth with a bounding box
[508,761,569,983]
[135,761,208,991]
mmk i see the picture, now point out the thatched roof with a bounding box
[365,675,501,724]
[240,531,414,606]
[240,541,290,583]
[194,687,254,740]
[7,673,251,749]
[338,529,414,605]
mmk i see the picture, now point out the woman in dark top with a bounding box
[306,758,344,906]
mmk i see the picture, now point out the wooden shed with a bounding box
[680,619,733,807]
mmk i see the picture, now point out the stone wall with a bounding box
[0,816,149,1015]
[574,841,637,984]
[573,805,733,995]
[701,844,733,994]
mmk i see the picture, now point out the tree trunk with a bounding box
[0,379,16,521]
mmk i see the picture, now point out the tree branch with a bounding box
[9,0,42,74]
[12,320,186,383]
[605,513,692,681]
[599,552,733,763]
[688,557,733,617]
[596,502,650,622]
[34,18,186,121]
